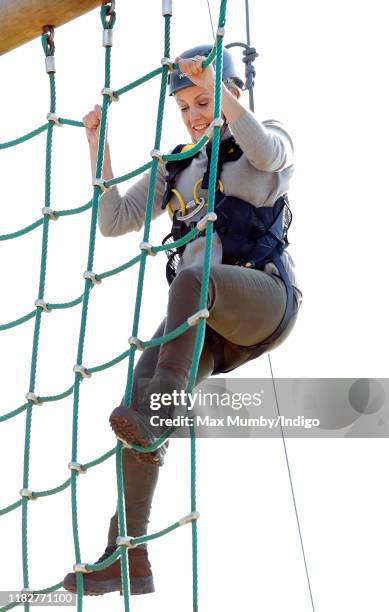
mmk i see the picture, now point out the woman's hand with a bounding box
[175,55,215,93]
[82,104,106,148]
[83,104,113,181]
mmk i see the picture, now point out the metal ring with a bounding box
[161,57,174,71]
[187,309,210,326]
[83,271,102,285]
[47,113,62,127]
[128,336,144,351]
[25,392,42,405]
[206,117,224,138]
[139,242,156,256]
[73,365,92,379]
[101,87,119,102]
[34,299,51,313]
[41,207,58,220]
[19,488,37,500]
[93,178,111,192]
[116,535,138,549]
[150,149,164,163]
[42,25,55,56]
[68,461,87,474]
[178,511,200,525]
[73,563,92,573]
[196,212,217,232]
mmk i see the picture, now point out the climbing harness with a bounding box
[161,135,295,373]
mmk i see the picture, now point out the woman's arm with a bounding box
[226,110,294,173]
[176,56,294,173]
[84,105,166,237]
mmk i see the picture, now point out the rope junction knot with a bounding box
[196,211,217,232]
[34,299,51,313]
[179,511,200,525]
[139,241,157,256]
[128,336,144,351]
[46,113,62,127]
[19,489,37,500]
[68,462,87,474]
[150,148,164,163]
[161,57,175,71]
[73,563,92,574]
[72,364,92,379]
[83,271,102,285]
[41,207,58,220]
[116,536,138,549]
[25,392,42,405]
[187,309,210,326]
[101,87,119,102]
[92,177,110,192]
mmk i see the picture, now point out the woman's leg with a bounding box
[109,263,300,464]
[107,318,217,545]
[156,264,301,378]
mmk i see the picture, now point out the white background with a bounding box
[1,0,389,610]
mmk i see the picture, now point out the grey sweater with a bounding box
[98,110,300,292]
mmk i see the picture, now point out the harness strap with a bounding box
[201,137,243,190]
[209,257,295,375]
[161,144,199,210]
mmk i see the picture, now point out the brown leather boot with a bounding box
[63,545,154,596]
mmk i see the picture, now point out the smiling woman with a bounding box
[65,42,303,597]
[172,47,246,143]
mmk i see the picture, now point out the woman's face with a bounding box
[174,85,215,143]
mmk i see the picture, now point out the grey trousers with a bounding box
[107,264,302,547]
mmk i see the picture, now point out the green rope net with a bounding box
[0,1,228,610]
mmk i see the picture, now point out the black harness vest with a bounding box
[161,137,296,374]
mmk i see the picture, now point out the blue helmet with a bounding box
[168,44,244,96]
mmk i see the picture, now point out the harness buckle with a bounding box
[176,197,206,221]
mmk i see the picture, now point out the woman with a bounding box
[64,45,302,597]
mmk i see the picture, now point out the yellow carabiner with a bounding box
[193,178,224,204]
[167,188,187,219]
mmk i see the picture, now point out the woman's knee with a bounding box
[169,266,216,309]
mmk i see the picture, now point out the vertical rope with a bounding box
[186,3,227,609]
[118,7,172,612]
[69,5,117,610]
[20,32,57,611]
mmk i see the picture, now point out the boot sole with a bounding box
[109,406,164,467]
[63,574,154,596]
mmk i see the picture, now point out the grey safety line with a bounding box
[204,0,316,607]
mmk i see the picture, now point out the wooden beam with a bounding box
[0,0,103,55]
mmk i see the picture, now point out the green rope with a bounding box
[0,124,49,150]
[18,31,56,607]
[0,447,116,517]
[1,1,229,610]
